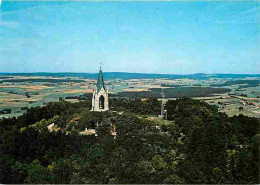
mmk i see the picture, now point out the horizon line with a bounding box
[0,72,260,75]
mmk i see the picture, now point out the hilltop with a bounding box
[0,98,259,184]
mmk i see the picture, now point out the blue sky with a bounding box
[0,1,259,74]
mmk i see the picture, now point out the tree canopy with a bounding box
[0,98,259,184]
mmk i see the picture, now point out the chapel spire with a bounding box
[91,64,109,112]
[96,63,105,92]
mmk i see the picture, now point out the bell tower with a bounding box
[91,64,109,112]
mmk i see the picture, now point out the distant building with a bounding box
[91,65,109,111]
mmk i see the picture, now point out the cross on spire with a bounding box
[100,62,103,70]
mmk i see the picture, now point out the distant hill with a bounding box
[0,72,259,80]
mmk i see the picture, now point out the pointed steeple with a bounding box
[96,63,105,92]
[91,63,109,112]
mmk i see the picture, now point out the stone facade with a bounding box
[91,67,109,112]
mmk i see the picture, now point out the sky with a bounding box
[0,0,259,74]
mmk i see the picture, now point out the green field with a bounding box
[0,75,259,118]
[0,80,88,118]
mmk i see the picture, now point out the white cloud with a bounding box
[0,47,19,52]
[0,21,20,28]
[216,6,259,24]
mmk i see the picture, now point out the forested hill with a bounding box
[0,72,260,80]
[0,98,259,184]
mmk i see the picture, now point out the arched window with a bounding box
[99,96,105,109]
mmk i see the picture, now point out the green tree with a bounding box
[25,160,56,184]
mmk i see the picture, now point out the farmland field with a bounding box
[0,74,259,118]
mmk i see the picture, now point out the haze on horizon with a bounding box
[0,1,259,74]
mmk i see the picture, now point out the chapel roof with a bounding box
[96,67,105,92]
